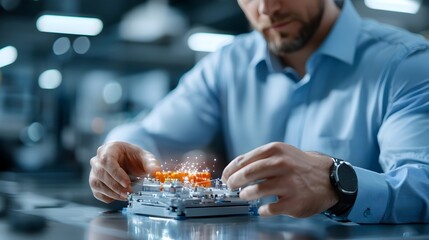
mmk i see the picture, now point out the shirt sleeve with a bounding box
[105,52,223,159]
[348,49,429,223]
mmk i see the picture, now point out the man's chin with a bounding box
[268,38,304,54]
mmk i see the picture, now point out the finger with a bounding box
[139,150,162,176]
[223,154,260,183]
[222,142,285,182]
[226,157,285,189]
[93,191,116,204]
[221,155,243,183]
[235,142,287,168]
[120,144,161,177]
[91,163,132,197]
[239,177,287,201]
[100,155,132,188]
[258,201,286,216]
[90,170,124,203]
[93,179,127,201]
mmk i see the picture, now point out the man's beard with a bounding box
[263,3,325,54]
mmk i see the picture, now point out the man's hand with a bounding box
[221,142,338,218]
[89,141,161,203]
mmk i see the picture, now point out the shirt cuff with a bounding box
[347,167,389,223]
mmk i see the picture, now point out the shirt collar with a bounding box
[313,0,362,66]
[250,32,285,74]
[250,31,268,69]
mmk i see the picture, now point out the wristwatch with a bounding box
[324,157,358,218]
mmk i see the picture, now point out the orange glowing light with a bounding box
[155,171,211,187]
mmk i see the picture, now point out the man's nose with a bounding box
[259,0,281,16]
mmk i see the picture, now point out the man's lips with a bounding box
[270,20,293,31]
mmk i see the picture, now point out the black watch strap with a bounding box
[325,158,358,218]
[326,191,356,216]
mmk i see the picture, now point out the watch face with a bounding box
[337,163,358,193]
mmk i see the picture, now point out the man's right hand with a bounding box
[89,141,161,203]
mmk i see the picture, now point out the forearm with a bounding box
[104,70,221,159]
[105,123,161,158]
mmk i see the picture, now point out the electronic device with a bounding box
[126,171,257,219]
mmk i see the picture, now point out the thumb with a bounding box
[139,150,162,177]
[118,142,162,177]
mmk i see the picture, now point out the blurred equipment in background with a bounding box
[0,0,248,178]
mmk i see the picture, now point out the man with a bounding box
[89,0,429,223]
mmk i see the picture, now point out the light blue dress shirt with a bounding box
[106,0,429,223]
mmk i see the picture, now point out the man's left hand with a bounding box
[221,142,338,218]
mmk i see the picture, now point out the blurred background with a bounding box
[0,0,428,205]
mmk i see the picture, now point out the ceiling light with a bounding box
[364,0,422,14]
[52,37,71,55]
[187,33,235,52]
[36,15,103,36]
[102,82,122,104]
[119,0,187,42]
[73,36,91,54]
[0,46,18,68]
[1,0,20,11]
[39,69,62,89]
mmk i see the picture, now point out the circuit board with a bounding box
[126,171,256,219]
